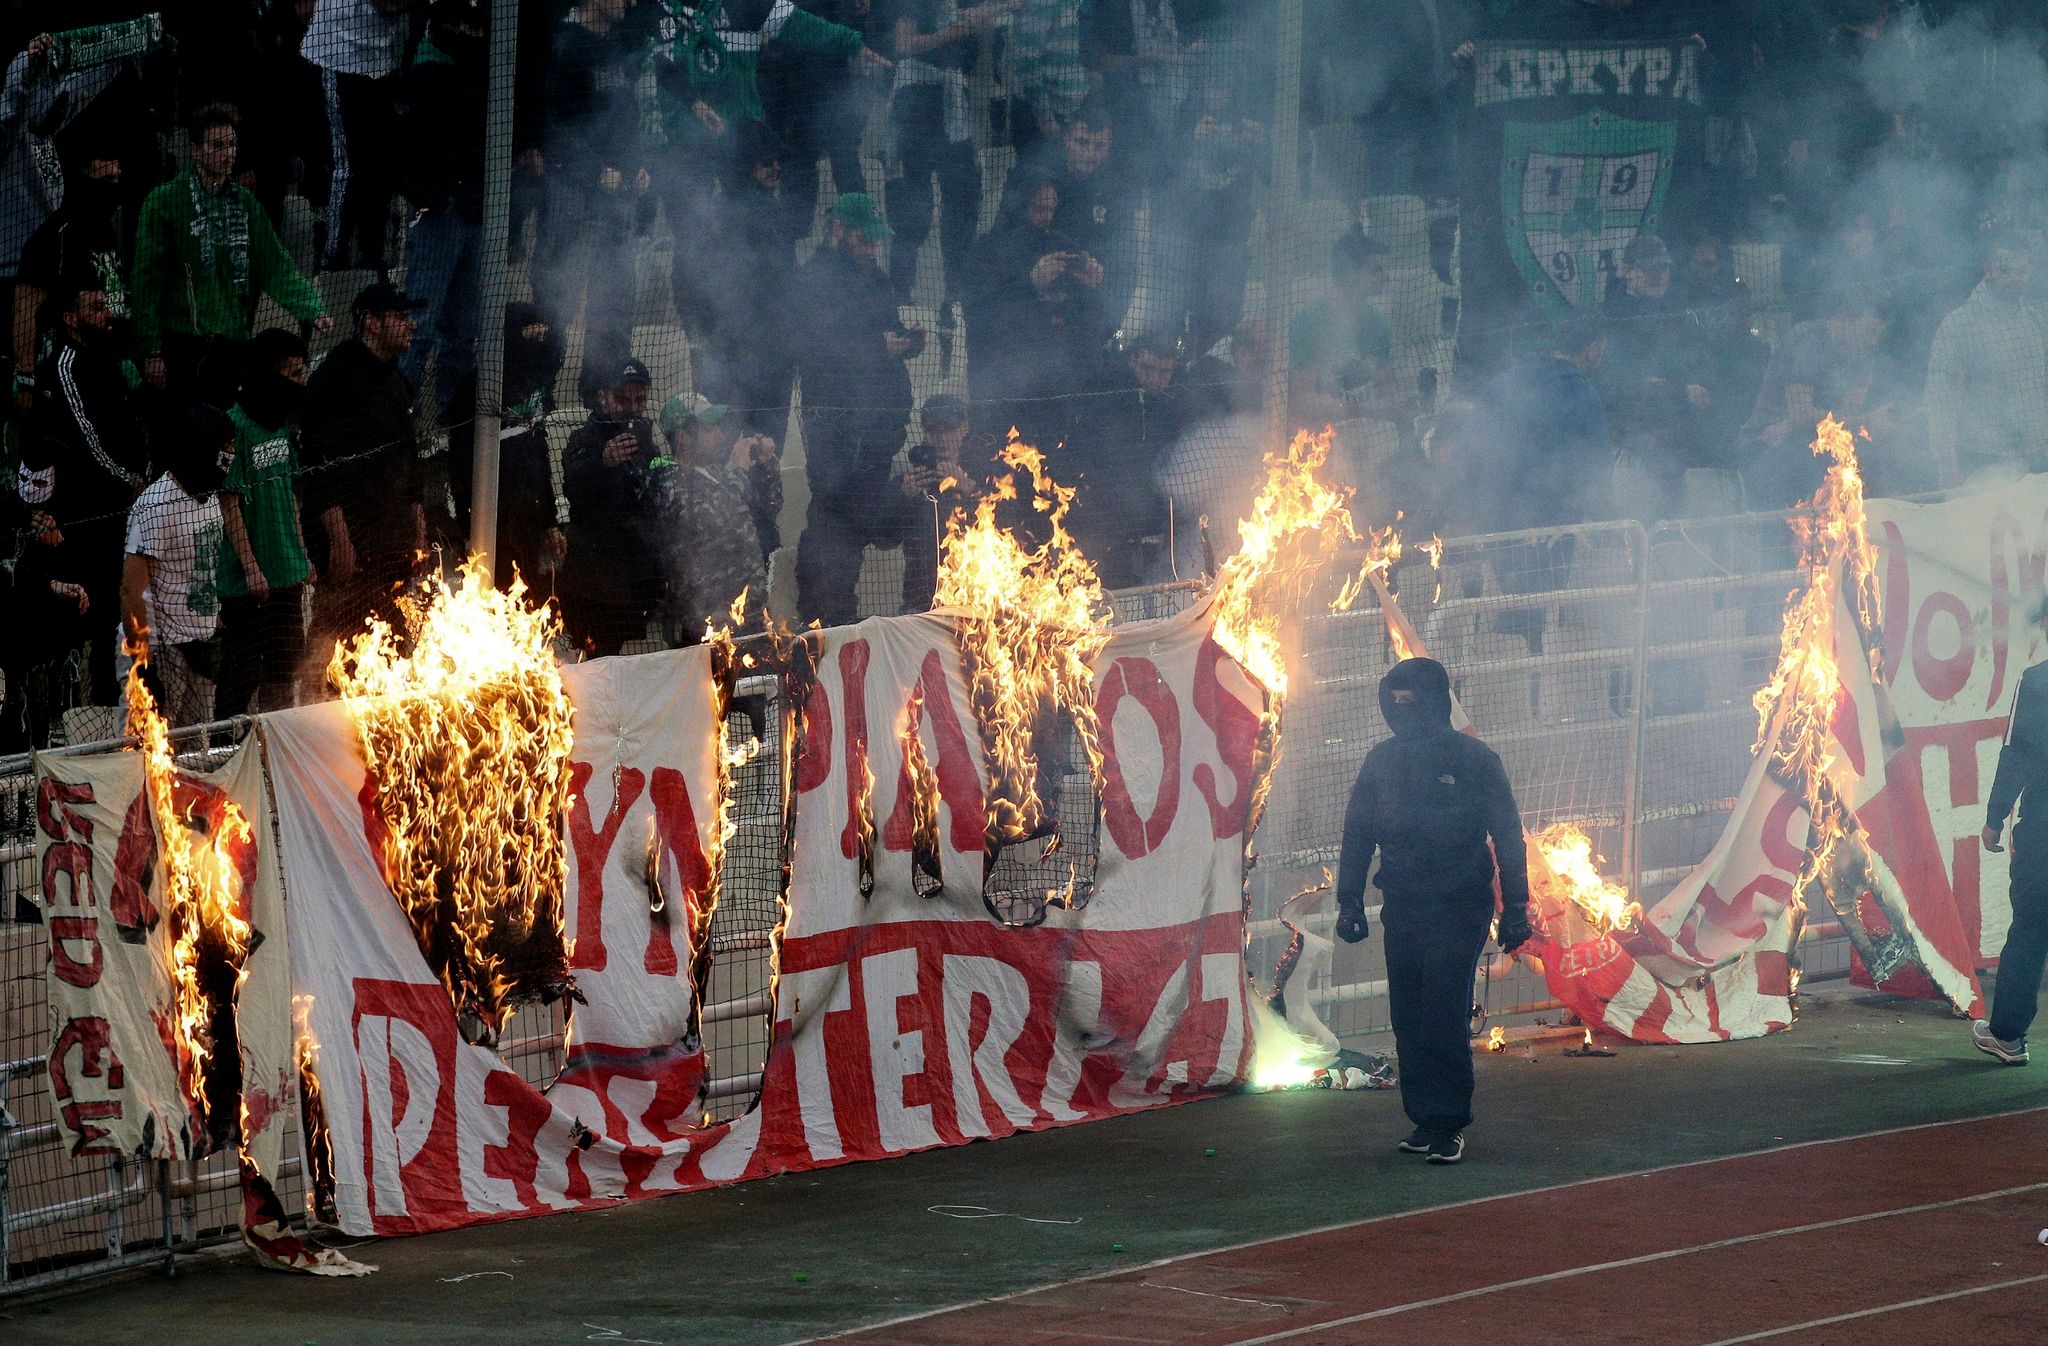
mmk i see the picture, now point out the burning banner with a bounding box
[33,707,349,1268]
[328,561,577,1043]
[260,600,1263,1235]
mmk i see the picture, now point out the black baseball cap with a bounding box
[617,357,652,388]
[351,281,426,317]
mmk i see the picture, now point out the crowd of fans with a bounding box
[4,1,2048,748]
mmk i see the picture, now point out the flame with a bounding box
[125,653,254,1148]
[292,992,335,1218]
[329,559,575,1037]
[1583,1026,1595,1048]
[1209,428,1400,698]
[1749,417,1883,915]
[934,437,1109,852]
[1487,1026,1507,1053]
[1532,823,1642,935]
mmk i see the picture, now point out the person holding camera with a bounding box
[560,357,661,657]
[650,394,780,645]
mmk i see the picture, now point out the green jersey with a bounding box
[218,404,311,597]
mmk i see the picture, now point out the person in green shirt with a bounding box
[214,328,312,718]
[132,102,333,407]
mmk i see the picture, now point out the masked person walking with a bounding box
[1976,605,2048,1067]
[1334,657,1533,1164]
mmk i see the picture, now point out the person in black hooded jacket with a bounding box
[1334,656,1533,1164]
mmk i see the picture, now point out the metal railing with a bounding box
[0,505,1850,1296]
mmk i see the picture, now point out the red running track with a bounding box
[806,1108,2048,1346]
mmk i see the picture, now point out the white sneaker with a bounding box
[1971,1020,2030,1066]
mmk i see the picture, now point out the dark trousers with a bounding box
[1990,833,2048,1042]
[533,179,637,409]
[331,71,399,268]
[889,91,981,304]
[215,586,306,719]
[1383,896,1492,1137]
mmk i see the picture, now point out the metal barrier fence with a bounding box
[0,511,1851,1296]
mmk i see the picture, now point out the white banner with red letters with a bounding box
[265,604,1266,1236]
[1392,476,2044,1041]
[36,740,300,1241]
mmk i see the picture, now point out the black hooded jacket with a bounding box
[1334,658,1531,918]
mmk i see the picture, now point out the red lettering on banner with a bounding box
[837,640,873,859]
[881,650,985,855]
[646,767,710,977]
[49,1016,124,1128]
[1098,658,1183,859]
[48,916,105,987]
[1191,637,1262,839]
[796,673,833,794]
[37,777,95,844]
[1686,789,1804,955]
[352,978,464,1232]
[50,1018,125,1154]
[108,794,160,938]
[566,761,646,972]
[481,1068,551,1210]
[1910,590,1974,704]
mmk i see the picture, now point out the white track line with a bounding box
[1690,1272,2048,1346]
[1221,1180,2048,1344]
[783,1105,2048,1345]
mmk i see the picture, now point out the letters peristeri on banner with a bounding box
[269,604,1265,1236]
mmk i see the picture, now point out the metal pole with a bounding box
[1623,522,1651,899]
[467,0,520,570]
[1263,0,1305,451]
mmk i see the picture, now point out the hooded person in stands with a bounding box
[122,404,232,729]
[445,302,569,595]
[1334,657,1533,1165]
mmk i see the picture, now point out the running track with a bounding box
[802,1108,2048,1346]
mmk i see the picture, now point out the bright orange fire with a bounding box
[125,653,254,1147]
[329,559,575,1037]
[1532,823,1641,935]
[291,991,334,1217]
[934,437,1109,853]
[1750,416,1882,912]
[1209,428,1402,698]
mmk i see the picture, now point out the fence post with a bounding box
[1623,521,1651,899]
[1262,0,1305,451]
[466,0,522,572]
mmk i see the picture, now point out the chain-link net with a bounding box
[4,0,2041,1295]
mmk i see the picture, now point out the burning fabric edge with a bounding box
[114,655,373,1274]
[329,560,578,1043]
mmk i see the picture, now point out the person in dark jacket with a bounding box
[1334,657,1533,1164]
[792,193,920,628]
[398,0,493,419]
[1978,603,2048,1067]
[1056,332,1186,589]
[445,303,568,595]
[535,0,651,408]
[301,281,426,661]
[559,356,660,656]
[31,283,147,704]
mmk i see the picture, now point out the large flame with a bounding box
[934,437,1110,855]
[1750,416,1882,912]
[1209,428,1402,698]
[125,654,254,1149]
[1531,823,1641,935]
[329,560,575,1037]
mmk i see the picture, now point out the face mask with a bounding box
[241,371,307,426]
